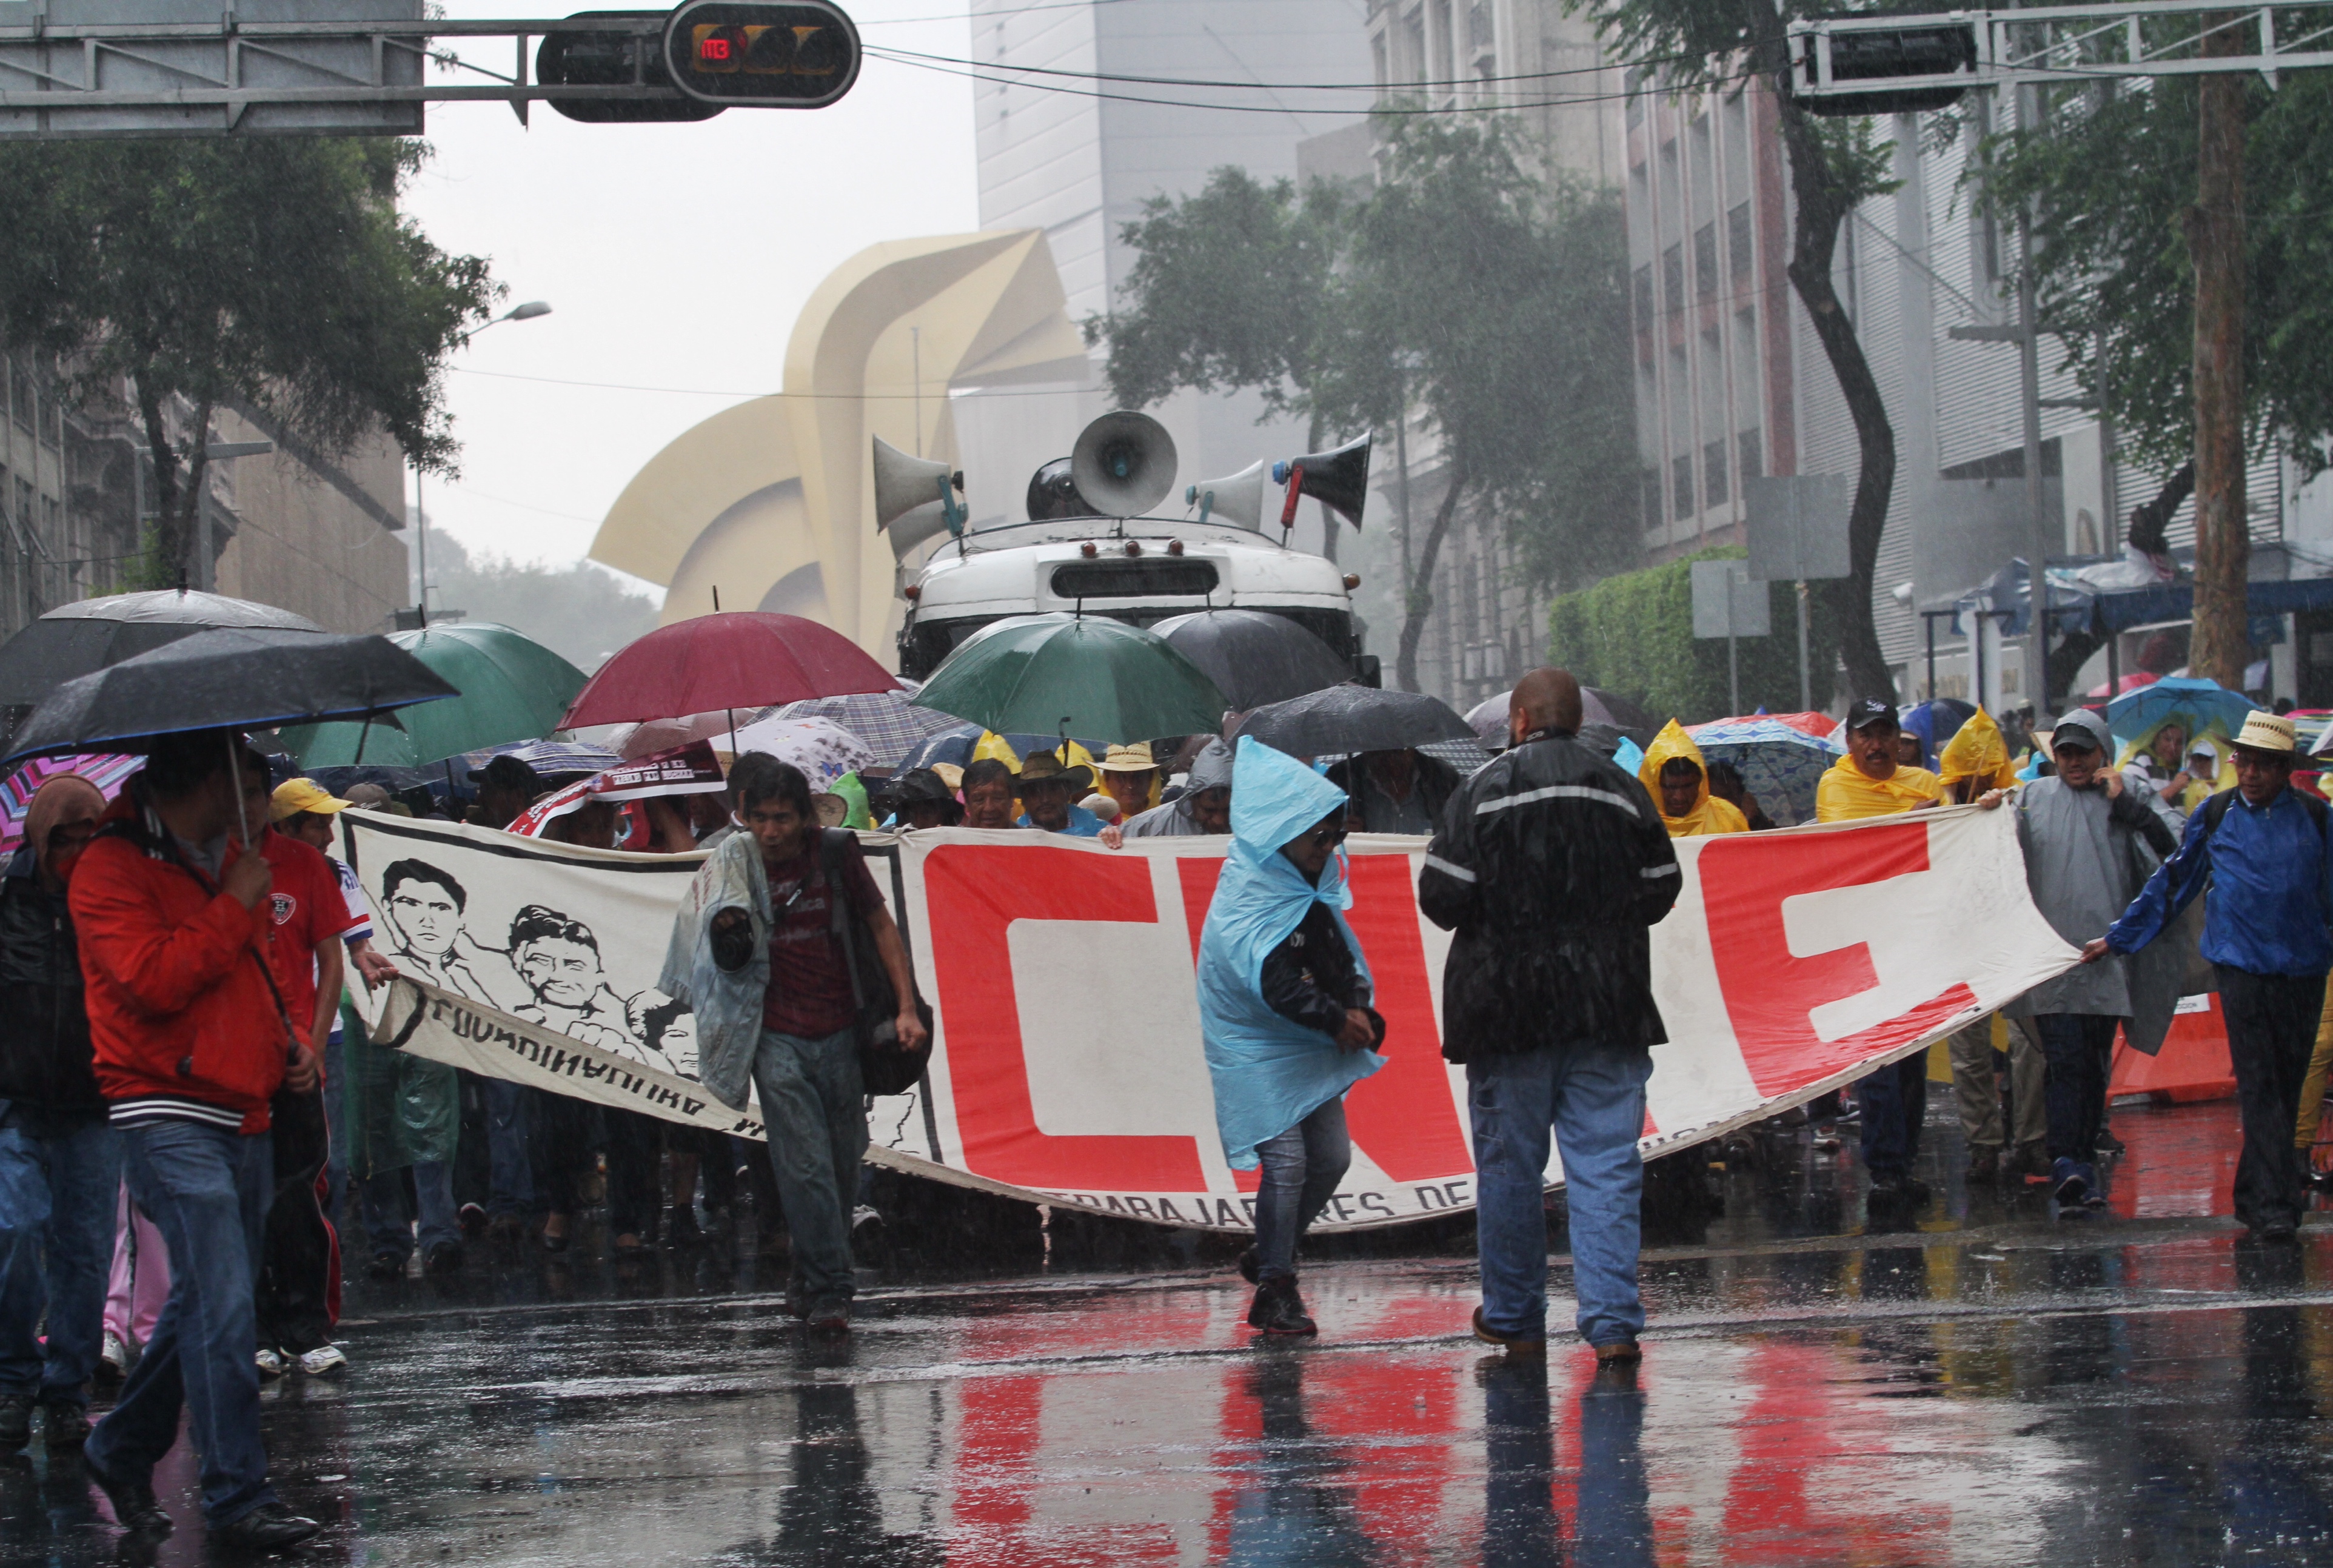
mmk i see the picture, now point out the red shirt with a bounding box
[251,829,354,1036]
[761,835,884,1039]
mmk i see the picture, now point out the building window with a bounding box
[8,360,30,434]
[1738,428,1763,483]
[1373,35,1388,92]
[1662,244,1684,314]
[1632,264,1653,328]
[1640,467,1662,531]
[1468,1,1491,51]
[1405,14,1425,82]
[1673,454,1695,521]
[1694,223,1718,298]
[1729,201,1753,280]
[1704,439,1730,507]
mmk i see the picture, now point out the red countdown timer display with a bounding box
[663,0,860,106]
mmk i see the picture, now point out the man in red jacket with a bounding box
[69,729,321,1549]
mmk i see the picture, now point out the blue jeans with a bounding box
[87,1119,277,1526]
[485,1080,533,1219]
[752,1027,866,1308]
[1856,1054,1929,1180]
[0,1107,121,1406]
[323,1027,349,1222]
[356,1159,458,1260]
[1470,1047,1652,1349]
[1252,1097,1350,1280]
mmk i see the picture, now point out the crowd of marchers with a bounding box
[5,666,2333,1549]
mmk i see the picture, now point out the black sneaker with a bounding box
[210,1501,321,1549]
[41,1399,90,1447]
[1247,1276,1316,1336]
[364,1249,406,1281]
[0,1393,30,1452]
[458,1202,487,1238]
[424,1240,464,1276]
[83,1447,171,1535]
[1236,1247,1259,1285]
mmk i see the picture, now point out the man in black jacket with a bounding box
[0,774,117,1452]
[1418,669,1681,1367]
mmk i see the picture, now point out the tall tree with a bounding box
[1570,0,1903,702]
[1092,116,1638,691]
[1989,51,2333,690]
[0,138,498,588]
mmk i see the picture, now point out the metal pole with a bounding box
[1796,580,1812,711]
[1728,628,1739,717]
[1925,611,1938,701]
[2017,76,2052,720]
[413,466,428,622]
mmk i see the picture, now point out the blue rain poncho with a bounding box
[1197,736,1384,1169]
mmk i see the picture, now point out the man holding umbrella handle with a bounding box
[69,731,322,1548]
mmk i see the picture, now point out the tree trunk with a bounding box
[2188,22,2249,692]
[1396,464,1465,694]
[133,383,185,585]
[1775,98,1896,704]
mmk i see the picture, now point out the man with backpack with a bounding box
[661,754,928,1332]
[2086,711,2333,1241]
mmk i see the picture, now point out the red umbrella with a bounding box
[559,612,899,729]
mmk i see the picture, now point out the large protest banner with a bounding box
[344,805,2077,1232]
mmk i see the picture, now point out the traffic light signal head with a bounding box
[664,0,860,107]
[538,12,725,124]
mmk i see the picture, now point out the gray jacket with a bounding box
[2011,774,2180,1020]
[1124,738,1235,838]
[658,830,769,1112]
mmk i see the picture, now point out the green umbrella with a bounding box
[279,622,587,768]
[909,613,1228,745]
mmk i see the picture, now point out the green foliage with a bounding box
[1544,546,1843,725]
[0,137,498,581]
[1089,115,1639,613]
[1986,67,2333,476]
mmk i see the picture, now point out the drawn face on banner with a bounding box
[381,860,466,962]
[509,909,608,1013]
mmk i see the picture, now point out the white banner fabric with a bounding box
[343,805,2077,1233]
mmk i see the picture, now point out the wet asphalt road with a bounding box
[9,1097,2333,1566]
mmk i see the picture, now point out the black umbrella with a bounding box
[1236,685,1473,759]
[1148,609,1355,711]
[0,589,327,707]
[5,628,459,763]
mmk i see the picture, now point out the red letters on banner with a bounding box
[923,845,1207,1191]
[1699,821,1977,1094]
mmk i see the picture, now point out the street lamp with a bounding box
[409,300,554,628]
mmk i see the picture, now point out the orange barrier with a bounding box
[2111,996,2236,1104]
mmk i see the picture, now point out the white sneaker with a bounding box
[296,1344,350,1378]
[851,1205,883,1235]
[255,1347,287,1380]
[99,1331,129,1377]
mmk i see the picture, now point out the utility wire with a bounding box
[449,365,1099,398]
[871,38,1678,91]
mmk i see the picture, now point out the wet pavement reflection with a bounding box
[9,1098,2333,1564]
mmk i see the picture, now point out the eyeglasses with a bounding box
[1303,823,1348,848]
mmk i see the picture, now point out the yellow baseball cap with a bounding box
[270,777,352,823]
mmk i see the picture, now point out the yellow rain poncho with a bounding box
[1815,751,1943,822]
[1638,720,1749,837]
[2114,717,2234,815]
[1936,707,2020,797]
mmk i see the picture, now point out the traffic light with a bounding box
[663,0,860,108]
[538,11,724,123]
[1788,20,1977,118]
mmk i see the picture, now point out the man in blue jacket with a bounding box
[2084,710,2333,1241]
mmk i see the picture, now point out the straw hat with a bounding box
[1097,742,1156,773]
[2231,710,2298,756]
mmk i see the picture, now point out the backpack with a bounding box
[816,828,934,1098]
[2196,784,2329,842]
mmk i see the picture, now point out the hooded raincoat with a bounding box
[1638,720,1748,837]
[658,829,772,1112]
[1124,739,1234,838]
[1815,753,1944,822]
[1936,707,2020,796]
[1196,737,1382,1170]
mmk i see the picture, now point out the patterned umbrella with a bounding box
[0,753,143,859]
[457,738,625,780]
[712,715,878,791]
[770,679,959,769]
[1688,712,1844,828]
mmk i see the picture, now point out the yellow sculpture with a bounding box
[587,229,1088,660]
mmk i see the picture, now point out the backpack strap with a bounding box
[2197,783,2328,846]
[818,827,868,1013]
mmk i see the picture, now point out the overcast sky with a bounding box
[404,0,981,600]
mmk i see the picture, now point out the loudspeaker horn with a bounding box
[1271,434,1373,530]
[1182,460,1267,531]
[872,435,965,560]
[1071,410,1179,518]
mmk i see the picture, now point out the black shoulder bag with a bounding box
[818,828,935,1097]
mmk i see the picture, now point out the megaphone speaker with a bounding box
[1071,410,1179,518]
[1026,457,1100,522]
[1271,434,1373,530]
[872,435,962,531]
[1182,460,1267,531]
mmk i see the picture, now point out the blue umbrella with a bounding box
[1899,699,1976,769]
[2105,676,2253,750]
[895,722,1110,774]
[1689,714,1844,828]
